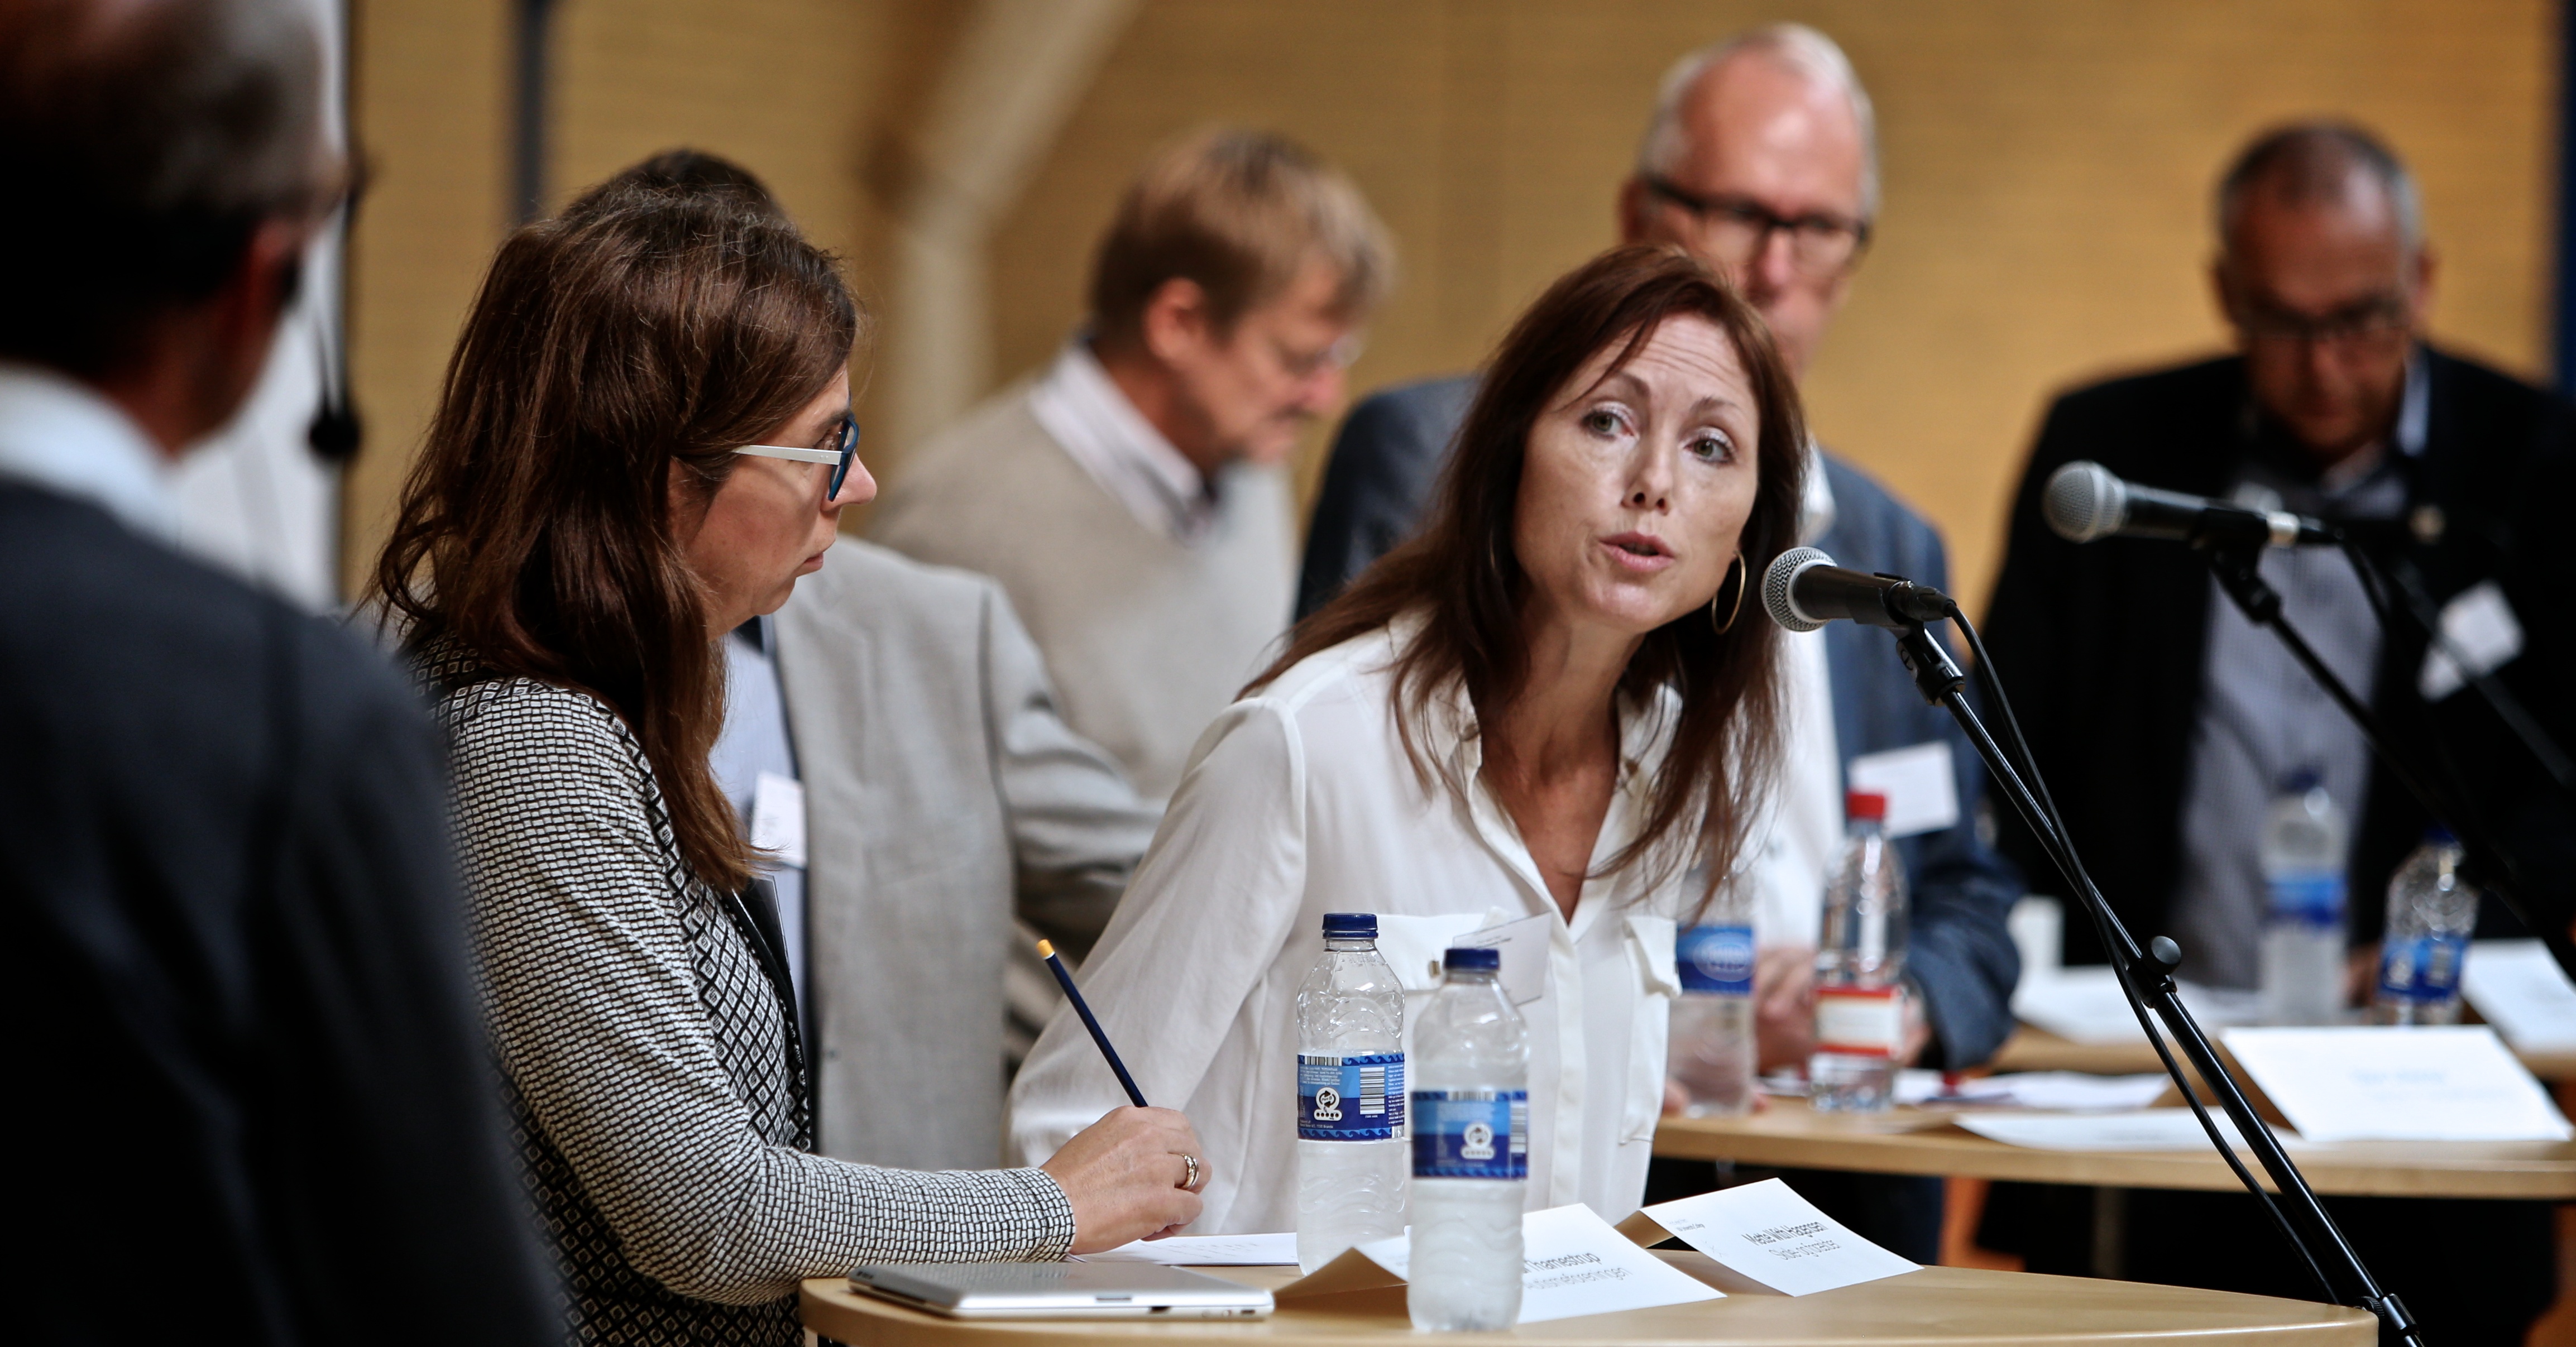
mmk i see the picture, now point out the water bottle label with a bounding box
[1677,925,1755,996]
[2377,933,2469,1003]
[1297,1052,1406,1140]
[1410,1089,1529,1180]
[1814,986,1900,1057]
[2264,872,2346,930]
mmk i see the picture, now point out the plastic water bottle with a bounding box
[1408,946,1527,1331]
[1669,884,1757,1116]
[2259,769,2349,1026]
[2374,828,2478,1026]
[1295,912,1408,1272]
[1811,791,1907,1112]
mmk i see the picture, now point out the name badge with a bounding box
[1847,741,1959,839]
[750,771,807,870]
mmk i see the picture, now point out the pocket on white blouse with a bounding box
[1621,914,1680,1142]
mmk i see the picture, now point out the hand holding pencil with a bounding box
[1031,939,1211,1253]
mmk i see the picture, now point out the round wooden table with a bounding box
[801,1254,2374,1345]
[1991,1024,2576,1080]
[1653,1098,2576,1198]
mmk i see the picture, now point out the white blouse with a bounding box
[1007,624,1691,1233]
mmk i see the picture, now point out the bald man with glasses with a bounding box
[1297,24,2022,1263]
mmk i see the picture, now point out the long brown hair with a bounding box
[372,186,860,893]
[1257,245,1806,909]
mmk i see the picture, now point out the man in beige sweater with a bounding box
[873,128,1392,799]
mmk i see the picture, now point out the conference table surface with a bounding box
[801,1254,2374,1346]
[1990,1024,2576,1080]
[1652,1097,2576,1198]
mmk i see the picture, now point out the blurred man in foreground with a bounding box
[874,128,1391,801]
[0,1,556,1341]
[1982,121,2572,1341]
[1297,25,2020,1261]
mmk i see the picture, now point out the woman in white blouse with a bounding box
[1010,245,1806,1231]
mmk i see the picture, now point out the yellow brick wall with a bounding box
[347,0,2556,614]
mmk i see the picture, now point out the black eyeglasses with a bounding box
[1643,175,1873,277]
[2233,296,2412,351]
[736,413,862,497]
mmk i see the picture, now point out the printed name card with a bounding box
[1278,1204,1723,1325]
[2220,1026,2573,1143]
[1637,1178,1919,1297]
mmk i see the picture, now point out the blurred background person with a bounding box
[0,0,558,1341]
[1981,119,2573,1344]
[1294,25,2021,1260]
[872,127,1392,800]
[372,173,1205,1344]
[1013,246,1806,1233]
[563,150,1162,1173]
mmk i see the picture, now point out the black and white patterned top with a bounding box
[430,646,1076,1345]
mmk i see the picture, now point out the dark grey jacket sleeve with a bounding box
[1297,376,1479,619]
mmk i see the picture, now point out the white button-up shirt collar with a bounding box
[1026,338,1218,544]
[0,362,176,540]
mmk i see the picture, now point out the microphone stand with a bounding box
[1886,621,2424,1345]
[2197,539,2576,982]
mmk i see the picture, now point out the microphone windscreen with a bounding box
[2042,461,2127,543]
[1762,546,1833,632]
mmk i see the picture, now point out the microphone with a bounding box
[2043,460,2338,549]
[1762,547,1958,632]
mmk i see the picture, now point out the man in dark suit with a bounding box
[1982,122,2571,1343]
[1297,25,2022,1262]
[0,3,557,1342]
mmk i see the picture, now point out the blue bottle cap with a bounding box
[1442,946,1501,972]
[1321,912,1377,939]
[2424,824,2457,846]
[2280,766,2324,794]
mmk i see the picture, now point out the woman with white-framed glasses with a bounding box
[370,167,1205,1346]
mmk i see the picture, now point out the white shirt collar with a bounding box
[1797,438,1838,546]
[2395,349,2429,458]
[1026,339,1217,544]
[0,362,176,540]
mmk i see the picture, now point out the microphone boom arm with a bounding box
[1885,620,2424,1344]
[2197,539,2576,983]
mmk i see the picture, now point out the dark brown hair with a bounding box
[1089,127,1392,357]
[1257,245,1805,909]
[372,178,860,893]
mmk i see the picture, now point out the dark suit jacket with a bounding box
[1983,347,2576,966]
[0,484,558,1345]
[1301,376,2026,1068]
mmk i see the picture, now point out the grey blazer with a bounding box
[774,540,1161,1172]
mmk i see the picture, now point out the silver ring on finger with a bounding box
[1179,1153,1201,1191]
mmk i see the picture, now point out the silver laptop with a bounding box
[845,1262,1275,1320]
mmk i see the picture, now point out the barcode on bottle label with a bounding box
[2377,934,2469,1003]
[1677,924,1755,996]
[1410,1089,1528,1180]
[1297,1052,1406,1140]
[1814,986,1900,1057]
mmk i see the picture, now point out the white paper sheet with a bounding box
[2012,966,2265,1044]
[2221,1025,2573,1143]
[1639,1178,1918,1296]
[2462,941,2576,1053]
[1075,1233,1298,1265]
[1954,1108,2281,1152]
[1281,1205,1722,1325]
[1461,912,1553,1006]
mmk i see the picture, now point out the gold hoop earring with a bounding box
[1710,553,1747,635]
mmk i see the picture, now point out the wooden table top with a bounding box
[1990,1024,2576,1080]
[801,1254,2373,1345]
[1653,1097,2576,1198]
